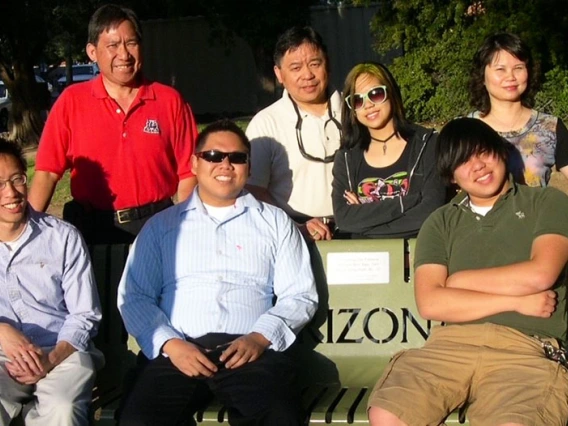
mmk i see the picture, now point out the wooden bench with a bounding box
[89,240,469,425]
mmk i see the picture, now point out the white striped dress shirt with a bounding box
[117,190,318,359]
[0,208,101,351]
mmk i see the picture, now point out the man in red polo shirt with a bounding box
[29,4,197,244]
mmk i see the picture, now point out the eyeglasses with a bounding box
[196,150,249,164]
[290,94,342,164]
[0,175,27,190]
[345,86,388,111]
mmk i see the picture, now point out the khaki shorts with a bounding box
[368,323,568,426]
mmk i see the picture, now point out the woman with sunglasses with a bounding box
[332,62,446,238]
[468,33,568,187]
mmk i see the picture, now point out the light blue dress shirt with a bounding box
[0,208,101,351]
[118,190,318,359]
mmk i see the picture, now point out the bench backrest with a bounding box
[89,244,132,403]
[293,239,434,389]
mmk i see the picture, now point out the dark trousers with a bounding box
[118,334,305,426]
[63,199,171,244]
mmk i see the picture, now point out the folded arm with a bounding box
[415,264,557,323]
[332,153,417,233]
[446,234,568,296]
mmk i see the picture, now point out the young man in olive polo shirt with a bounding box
[368,118,568,426]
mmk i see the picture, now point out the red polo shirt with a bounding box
[36,76,197,210]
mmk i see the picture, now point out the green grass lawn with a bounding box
[26,154,71,216]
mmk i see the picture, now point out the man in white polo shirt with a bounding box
[246,26,342,241]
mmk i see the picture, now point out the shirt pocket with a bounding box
[13,262,64,309]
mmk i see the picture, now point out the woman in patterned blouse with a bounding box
[468,33,568,187]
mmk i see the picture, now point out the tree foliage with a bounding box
[370,0,568,124]
[0,1,99,145]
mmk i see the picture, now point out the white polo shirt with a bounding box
[246,90,342,218]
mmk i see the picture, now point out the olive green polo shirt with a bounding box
[415,181,568,341]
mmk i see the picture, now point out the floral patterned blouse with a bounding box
[470,110,568,187]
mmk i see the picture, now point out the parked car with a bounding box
[56,63,100,92]
[0,75,49,132]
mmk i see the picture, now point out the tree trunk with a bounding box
[8,108,44,147]
[6,75,46,147]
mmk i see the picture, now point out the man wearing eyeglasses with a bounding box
[118,119,318,426]
[29,4,197,244]
[246,26,341,241]
[0,139,102,425]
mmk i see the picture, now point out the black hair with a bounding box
[273,26,328,67]
[0,138,27,172]
[195,119,251,153]
[437,118,508,185]
[340,61,413,150]
[469,33,537,115]
[88,4,142,45]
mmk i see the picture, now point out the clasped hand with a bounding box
[164,332,271,378]
[0,324,51,384]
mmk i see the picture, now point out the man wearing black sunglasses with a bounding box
[118,119,318,426]
[246,26,341,241]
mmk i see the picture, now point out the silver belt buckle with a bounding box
[116,209,131,224]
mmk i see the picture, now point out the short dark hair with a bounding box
[469,33,538,115]
[88,4,142,45]
[437,118,508,185]
[0,138,27,172]
[195,119,251,153]
[273,26,328,68]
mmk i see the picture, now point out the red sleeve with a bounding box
[35,93,72,176]
[174,101,198,179]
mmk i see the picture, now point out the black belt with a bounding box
[114,199,173,224]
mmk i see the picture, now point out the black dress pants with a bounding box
[118,334,305,426]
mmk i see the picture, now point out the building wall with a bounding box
[141,5,387,116]
[310,4,382,91]
[142,17,258,116]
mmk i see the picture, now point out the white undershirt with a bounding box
[3,223,27,251]
[203,203,234,221]
[469,200,493,216]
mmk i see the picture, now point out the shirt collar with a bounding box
[91,74,155,101]
[452,174,518,207]
[15,206,42,245]
[281,88,342,120]
[181,187,265,215]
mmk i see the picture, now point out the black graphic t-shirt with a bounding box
[356,144,410,203]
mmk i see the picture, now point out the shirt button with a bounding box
[122,132,127,137]
[476,217,480,221]
[116,108,121,114]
